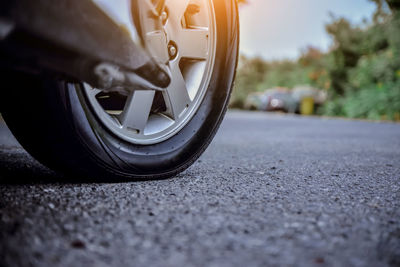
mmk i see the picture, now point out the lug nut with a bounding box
[161,11,168,24]
[168,42,178,59]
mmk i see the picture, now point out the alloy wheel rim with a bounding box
[84,0,216,145]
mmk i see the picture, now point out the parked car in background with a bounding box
[244,86,327,115]
[259,88,297,113]
[244,92,264,110]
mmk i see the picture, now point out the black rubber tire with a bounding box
[1,0,239,181]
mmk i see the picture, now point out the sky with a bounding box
[239,0,377,60]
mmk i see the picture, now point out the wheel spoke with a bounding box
[119,90,155,133]
[164,0,191,22]
[89,89,102,98]
[84,84,102,97]
[142,0,160,17]
[164,61,191,119]
[180,28,209,60]
[146,31,169,63]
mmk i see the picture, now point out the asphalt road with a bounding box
[1,111,399,267]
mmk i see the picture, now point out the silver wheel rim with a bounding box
[84,0,216,145]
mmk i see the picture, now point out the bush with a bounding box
[232,0,400,121]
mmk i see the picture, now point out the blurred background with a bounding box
[232,0,400,121]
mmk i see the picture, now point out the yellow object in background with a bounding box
[300,97,314,115]
[394,112,400,122]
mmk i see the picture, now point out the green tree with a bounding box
[232,0,400,120]
[231,55,268,108]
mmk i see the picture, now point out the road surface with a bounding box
[1,111,399,267]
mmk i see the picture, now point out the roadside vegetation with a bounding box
[233,0,400,121]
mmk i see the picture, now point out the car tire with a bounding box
[1,0,239,180]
